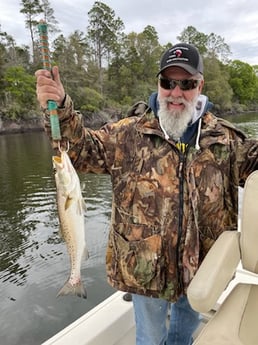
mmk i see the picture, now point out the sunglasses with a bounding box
[159,77,200,91]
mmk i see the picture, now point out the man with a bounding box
[35,43,258,345]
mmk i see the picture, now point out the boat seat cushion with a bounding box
[241,172,258,273]
[187,231,240,313]
[193,284,258,345]
[190,171,258,345]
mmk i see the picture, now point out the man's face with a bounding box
[157,66,204,140]
[158,66,204,108]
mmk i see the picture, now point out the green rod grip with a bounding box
[48,101,61,140]
[38,21,61,141]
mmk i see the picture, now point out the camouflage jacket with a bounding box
[44,95,258,302]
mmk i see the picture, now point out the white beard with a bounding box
[158,95,198,141]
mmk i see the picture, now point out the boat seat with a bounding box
[187,170,258,345]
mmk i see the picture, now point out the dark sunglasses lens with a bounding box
[159,78,199,91]
[180,79,198,90]
[159,78,171,90]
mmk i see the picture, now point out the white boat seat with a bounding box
[187,170,258,345]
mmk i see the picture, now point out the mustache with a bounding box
[164,96,189,107]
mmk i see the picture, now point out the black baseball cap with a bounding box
[157,43,203,76]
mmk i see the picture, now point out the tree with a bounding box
[2,66,37,118]
[1,4,258,118]
[52,31,92,105]
[0,44,6,97]
[177,26,231,63]
[20,0,43,63]
[110,36,142,104]
[228,60,257,105]
[206,33,231,63]
[108,26,163,104]
[252,65,258,76]
[41,0,60,36]
[177,26,208,55]
[0,30,31,70]
[136,25,162,83]
[203,57,233,111]
[87,1,124,94]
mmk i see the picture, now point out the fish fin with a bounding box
[83,246,90,260]
[57,280,87,299]
[64,196,73,210]
[58,225,64,239]
[81,182,86,191]
[76,198,87,215]
[81,198,87,212]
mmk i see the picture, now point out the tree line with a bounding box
[1,0,258,120]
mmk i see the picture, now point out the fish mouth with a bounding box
[53,156,62,164]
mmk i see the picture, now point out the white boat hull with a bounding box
[42,291,135,345]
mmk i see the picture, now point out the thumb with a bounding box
[51,65,62,85]
[51,65,66,105]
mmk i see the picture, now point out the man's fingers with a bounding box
[51,66,61,84]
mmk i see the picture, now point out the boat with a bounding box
[40,268,251,345]
[41,291,135,345]
[42,171,258,345]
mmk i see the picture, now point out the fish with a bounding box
[52,150,88,299]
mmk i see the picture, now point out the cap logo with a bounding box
[157,43,204,76]
[175,49,182,58]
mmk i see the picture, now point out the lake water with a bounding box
[0,132,115,345]
[0,112,258,345]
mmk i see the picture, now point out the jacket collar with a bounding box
[135,111,243,149]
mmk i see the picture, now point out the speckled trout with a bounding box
[53,150,88,299]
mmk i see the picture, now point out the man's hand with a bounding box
[35,66,66,109]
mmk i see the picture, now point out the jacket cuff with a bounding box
[43,94,74,122]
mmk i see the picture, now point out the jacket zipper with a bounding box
[176,150,186,293]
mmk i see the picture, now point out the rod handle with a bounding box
[38,21,61,141]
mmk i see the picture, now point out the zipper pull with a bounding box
[178,160,183,179]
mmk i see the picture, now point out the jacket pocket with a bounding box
[111,223,165,291]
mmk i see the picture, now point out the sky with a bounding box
[1,0,258,66]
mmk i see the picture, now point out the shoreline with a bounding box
[0,111,121,134]
[1,110,257,135]
[0,117,44,135]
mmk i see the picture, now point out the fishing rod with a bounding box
[38,20,61,141]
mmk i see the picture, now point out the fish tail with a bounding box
[57,280,87,299]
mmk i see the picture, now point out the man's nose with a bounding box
[170,85,183,97]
